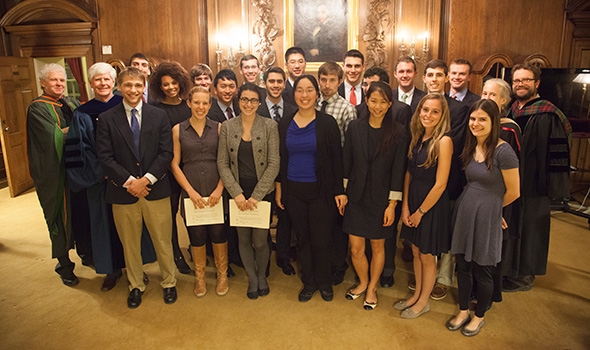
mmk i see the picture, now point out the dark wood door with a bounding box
[0,56,35,197]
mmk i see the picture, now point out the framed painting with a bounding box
[285,0,358,69]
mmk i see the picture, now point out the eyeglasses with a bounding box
[239,97,260,104]
[512,78,535,85]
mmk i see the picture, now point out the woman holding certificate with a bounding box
[217,83,280,300]
[170,86,227,297]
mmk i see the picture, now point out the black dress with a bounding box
[400,138,451,255]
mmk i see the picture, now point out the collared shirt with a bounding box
[122,100,157,185]
[316,93,357,146]
[398,86,416,106]
[344,80,362,106]
[217,99,234,120]
[265,97,284,121]
[449,88,467,102]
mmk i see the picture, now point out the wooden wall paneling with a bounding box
[96,0,207,71]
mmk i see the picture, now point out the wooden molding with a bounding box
[362,0,394,70]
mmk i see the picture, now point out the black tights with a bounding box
[187,224,225,247]
[456,254,493,318]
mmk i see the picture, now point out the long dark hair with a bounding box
[365,81,399,154]
[461,99,501,170]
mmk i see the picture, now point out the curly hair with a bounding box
[149,61,191,101]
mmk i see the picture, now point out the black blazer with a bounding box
[97,103,172,204]
[392,88,426,114]
[445,94,470,200]
[257,100,297,122]
[277,110,344,203]
[282,81,295,106]
[338,83,364,105]
[343,118,408,205]
[461,90,480,107]
[208,97,241,123]
[355,100,412,133]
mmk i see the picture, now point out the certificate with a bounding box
[184,197,224,226]
[229,200,271,229]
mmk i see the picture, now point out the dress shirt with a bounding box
[316,93,357,146]
[266,97,284,121]
[344,81,362,106]
[398,86,416,106]
[216,99,234,120]
[122,100,157,185]
[449,88,467,102]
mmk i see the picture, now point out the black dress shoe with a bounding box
[127,288,143,309]
[380,275,394,288]
[332,272,345,286]
[258,287,270,297]
[61,273,79,287]
[143,272,150,285]
[101,270,122,292]
[298,286,318,302]
[174,255,192,275]
[320,288,334,302]
[163,287,177,304]
[227,265,236,278]
[280,262,296,276]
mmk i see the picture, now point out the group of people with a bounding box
[27,46,570,336]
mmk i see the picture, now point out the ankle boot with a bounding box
[191,246,207,297]
[212,242,229,296]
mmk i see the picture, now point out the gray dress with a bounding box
[451,142,519,266]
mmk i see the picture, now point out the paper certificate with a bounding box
[184,197,224,226]
[229,200,271,229]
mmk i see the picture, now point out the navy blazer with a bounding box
[461,90,480,107]
[343,118,408,205]
[97,102,172,204]
[338,83,364,105]
[277,110,344,203]
[392,88,426,114]
[208,97,241,123]
[257,99,297,122]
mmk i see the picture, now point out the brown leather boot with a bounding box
[212,242,229,296]
[191,246,207,297]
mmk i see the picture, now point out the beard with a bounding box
[515,86,537,102]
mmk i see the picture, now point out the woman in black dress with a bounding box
[150,61,193,274]
[395,93,453,319]
[342,82,408,310]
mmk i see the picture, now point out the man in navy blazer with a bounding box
[97,67,177,309]
[448,58,480,107]
[208,69,241,123]
[257,66,298,276]
[393,56,427,114]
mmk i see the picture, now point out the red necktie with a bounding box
[226,107,234,119]
[350,88,357,105]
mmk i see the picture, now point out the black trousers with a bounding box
[287,181,335,291]
[70,189,93,264]
[456,254,494,318]
[272,191,293,264]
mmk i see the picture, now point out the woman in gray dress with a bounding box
[446,99,520,336]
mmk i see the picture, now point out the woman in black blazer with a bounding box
[275,75,347,302]
[342,82,408,309]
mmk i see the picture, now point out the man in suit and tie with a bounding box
[355,66,411,288]
[208,69,240,123]
[129,53,153,104]
[393,56,427,114]
[283,47,307,106]
[448,58,480,106]
[338,49,365,106]
[97,67,177,309]
[256,66,298,276]
[421,59,469,301]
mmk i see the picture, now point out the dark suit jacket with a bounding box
[461,90,480,107]
[277,110,344,203]
[257,99,297,122]
[355,100,412,133]
[343,118,408,205]
[445,94,469,200]
[97,102,172,204]
[208,97,241,123]
[392,88,426,114]
[338,83,364,105]
[282,81,295,106]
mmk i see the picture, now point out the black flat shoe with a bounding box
[247,291,259,300]
[227,265,236,278]
[127,288,143,309]
[258,287,270,297]
[280,262,296,276]
[175,255,192,275]
[163,287,177,304]
[298,286,317,302]
[446,314,471,331]
[61,273,79,287]
[380,275,394,288]
[101,270,122,292]
[462,320,485,337]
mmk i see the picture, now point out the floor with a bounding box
[0,187,589,349]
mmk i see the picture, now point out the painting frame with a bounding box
[284,0,359,71]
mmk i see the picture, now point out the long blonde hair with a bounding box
[408,93,451,168]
